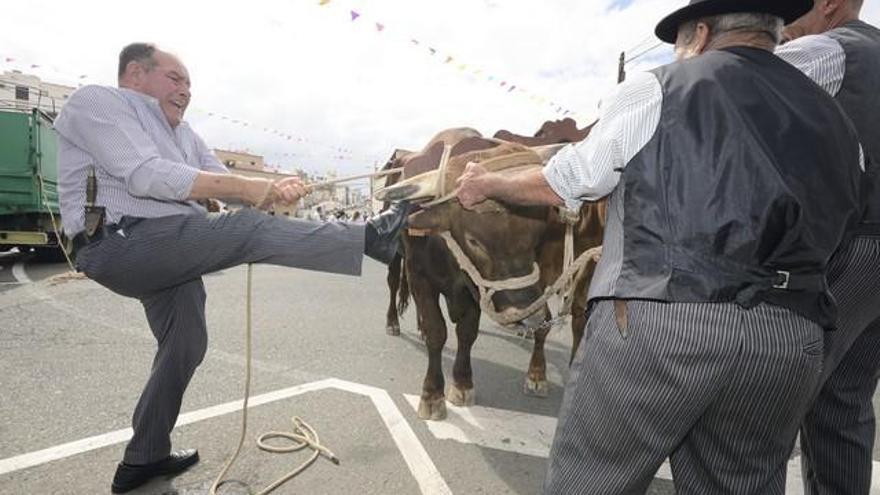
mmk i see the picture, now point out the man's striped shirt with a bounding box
[53,85,228,236]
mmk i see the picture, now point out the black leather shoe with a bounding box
[365,202,411,265]
[111,449,200,493]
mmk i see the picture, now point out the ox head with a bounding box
[408,200,552,326]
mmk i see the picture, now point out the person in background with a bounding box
[776,1,880,492]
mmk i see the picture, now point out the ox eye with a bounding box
[464,234,487,255]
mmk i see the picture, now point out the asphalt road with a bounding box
[0,251,875,494]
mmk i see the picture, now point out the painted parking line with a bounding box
[404,395,880,495]
[0,379,451,495]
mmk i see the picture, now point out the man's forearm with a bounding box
[188,171,268,205]
[487,168,564,207]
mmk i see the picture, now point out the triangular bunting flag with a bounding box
[375,23,384,32]
[350,10,360,21]
[319,0,331,5]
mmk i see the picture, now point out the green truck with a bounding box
[0,107,70,259]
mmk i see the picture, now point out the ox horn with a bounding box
[374,169,441,202]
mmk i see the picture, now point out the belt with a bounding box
[71,223,122,254]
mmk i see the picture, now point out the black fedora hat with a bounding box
[655,0,812,43]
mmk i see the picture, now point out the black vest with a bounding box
[827,20,880,229]
[588,47,862,327]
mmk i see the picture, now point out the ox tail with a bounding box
[397,259,411,316]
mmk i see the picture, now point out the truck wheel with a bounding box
[35,237,72,263]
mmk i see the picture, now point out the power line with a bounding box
[625,41,665,64]
[623,34,658,56]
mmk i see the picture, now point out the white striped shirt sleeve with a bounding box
[776,35,864,171]
[53,85,200,201]
[543,71,662,210]
[775,34,847,97]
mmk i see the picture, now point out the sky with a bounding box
[2,0,878,188]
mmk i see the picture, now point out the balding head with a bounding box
[783,0,862,41]
[117,42,191,128]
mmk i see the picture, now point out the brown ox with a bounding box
[382,120,593,336]
[380,125,604,420]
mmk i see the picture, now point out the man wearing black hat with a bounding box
[775,1,880,493]
[455,0,865,492]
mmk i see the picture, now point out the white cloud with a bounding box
[1,0,877,190]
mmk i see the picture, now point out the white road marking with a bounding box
[405,395,880,494]
[0,379,451,495]
[403,394,555,458]
[11,261,31,284]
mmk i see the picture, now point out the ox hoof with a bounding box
[523,378,549,398]
[446,384,476,407]
[386,323,401,336]
[418,396,447,420]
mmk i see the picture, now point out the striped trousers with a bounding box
[800,235,880,495]
[544,300,823,495]
[74,209,365,464]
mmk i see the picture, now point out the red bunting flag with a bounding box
[500,81,507,87]
[375,22,384,32]
[350,10,360,21]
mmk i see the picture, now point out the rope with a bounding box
[420,154,545,208]
[438,231,540,292]
[439,231,602,326]
[37,173,75,272]
[210,264,338,495]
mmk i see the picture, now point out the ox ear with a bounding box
[407,203,453,234]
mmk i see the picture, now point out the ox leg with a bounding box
[415,288,449,421]
[524,306,552,397]
[447,301,480,407]
[385,253,402,336]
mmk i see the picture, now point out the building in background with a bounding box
[214,149,303,217]
[0,70,75,117]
